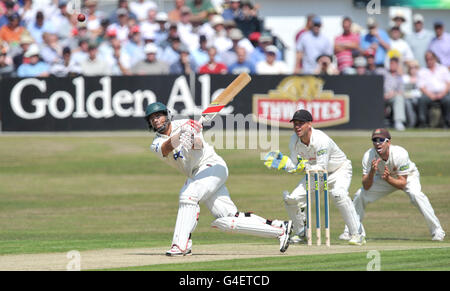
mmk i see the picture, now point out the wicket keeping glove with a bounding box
[264,151,290,170]
[287,156,309,174]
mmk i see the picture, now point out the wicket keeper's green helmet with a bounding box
[144,102,170,132]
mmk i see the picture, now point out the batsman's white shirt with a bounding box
[362,145,417,177]
[151,119,225,178]
[288,128,349,173]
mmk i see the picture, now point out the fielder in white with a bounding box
[264,110,365,245]
[339,128,446,241]
[145,102,292,256]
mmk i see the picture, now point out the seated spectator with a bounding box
[131,43,169,75]
[391,11,407,35]
[85,0,106,39]
[154,12,169,47]
[381,57,406,131]
[209,15,233,53]
[405,14,434,68]
[0,46,14,79]
[26,10,49,44]
[109,0,137,24]
[107,8,131,44]
[160,36,183,67]
[428,21,450,68]
[402,60,421,128]
[168,0,186,22]
[188,0,214,23]
[387,26,414,71]
[220,28,244,66]
[80,41,112,76]
[190,34,209,71]
[313,54,339,75]
[295,16,332,74]
[140,7,159,40]
[177,6,199,52]
[353,56,368,75]
[365,50,384,75]
[234,0,260,37]
[334,16,360,74]
[170,44,193,74]
[417,51,450,128]
[228,46,255,74]
[105,38,132,76]
[256,45,288,74]
[249,34,281,67]
[13,33,34,70]
[130,0,158,22]
[71,38,90,69]
[40,30,63,65]
[199,46,227,74]
[0,13,26,47]
[123,25,145,67]
[50,47,81,77]
[222,0,242,21]
[361,17,390,68]
[17,44,50,77]
[0,0,19,27]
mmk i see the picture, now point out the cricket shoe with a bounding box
[289,227,307,244]
[348,234,366,246]
[279,220,293,253]
[339,231,351,241]
[432,229,446,241]
[166,239,192,256]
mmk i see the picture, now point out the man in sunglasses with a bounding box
[339,128,445,241]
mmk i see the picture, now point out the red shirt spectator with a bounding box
[199,47,227,74]
[334,17,360,72]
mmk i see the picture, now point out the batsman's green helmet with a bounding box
[145,102,168,121]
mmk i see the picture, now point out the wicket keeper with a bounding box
[264,109,366,245]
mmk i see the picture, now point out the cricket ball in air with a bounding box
[77,14,86,22]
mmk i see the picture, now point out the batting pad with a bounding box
[211,213,284,238]
[171,203,200,251]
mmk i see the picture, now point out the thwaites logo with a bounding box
[252,76,350,128]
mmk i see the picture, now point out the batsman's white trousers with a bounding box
[352,170,443,235]
[283,160,363,236]
[171,161,284,250]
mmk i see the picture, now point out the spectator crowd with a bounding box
[0,0,449,129]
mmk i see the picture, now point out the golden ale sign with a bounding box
[253,76,350,128]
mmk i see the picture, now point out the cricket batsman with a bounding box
[264,109,366,245]
[146,102,292,256]
[339,128,446,241]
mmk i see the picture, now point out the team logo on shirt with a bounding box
[252,76,350,128]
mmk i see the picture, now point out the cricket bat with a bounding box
[198,72,252,125]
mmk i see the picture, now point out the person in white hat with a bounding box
[255,45,289,74]
[131,42,169,75]
[405,14,434,68]
[17,44,51,77]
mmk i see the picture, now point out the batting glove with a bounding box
[181,119,202,135]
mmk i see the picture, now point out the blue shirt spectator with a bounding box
[228,46,255,74]
[17,44,51,77]
[361,17,391,67]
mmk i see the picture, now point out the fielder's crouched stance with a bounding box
[339,128,446,241]
[146,102,292,256]
[264,110,366,246]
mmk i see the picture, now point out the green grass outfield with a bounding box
[0,130,449,270]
